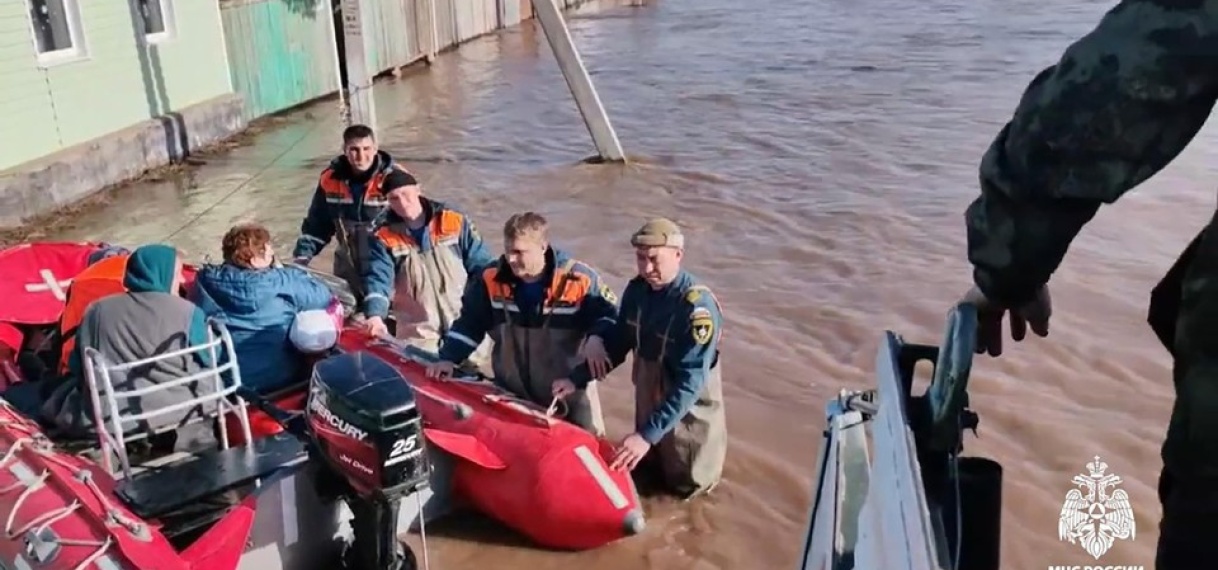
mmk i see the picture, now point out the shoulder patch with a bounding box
[691,312,714,346]
[685,289,702,304]
[598,283,619,305]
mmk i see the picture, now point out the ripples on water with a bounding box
[46,0,1218,566]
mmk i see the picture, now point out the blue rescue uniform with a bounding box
[292,151,414,300]
[439,248,619,433]
[569,270,727,496]
[362,198,495,364]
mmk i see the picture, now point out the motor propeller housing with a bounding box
[305,351,432,570]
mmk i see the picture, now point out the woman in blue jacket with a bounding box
[192,223,335,394]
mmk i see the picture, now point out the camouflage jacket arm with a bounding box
[966,0,1218,307]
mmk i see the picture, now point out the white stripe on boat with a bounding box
[573,445,628,510]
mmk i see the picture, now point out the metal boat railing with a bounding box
[83,318,253,478]
[799,303,1003,570]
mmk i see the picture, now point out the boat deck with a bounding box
[798,305,1002,570]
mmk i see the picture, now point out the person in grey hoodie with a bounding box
[43,244,215,439]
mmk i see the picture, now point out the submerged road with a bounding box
[31,0,1218,566]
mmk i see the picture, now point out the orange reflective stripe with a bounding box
[365,171,387,204]
[374,209,463,254]
[432,210,463,241]
[57,255,130,375]
[374,226,417,254]
[479,262,589,306]
[548,263,590,305]
[319,169,352,202]
[482,267,510,300]
[364,163,410,205]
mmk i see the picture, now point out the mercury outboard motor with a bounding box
[306,351,431,570]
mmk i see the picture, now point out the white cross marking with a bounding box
[25,269,73,301]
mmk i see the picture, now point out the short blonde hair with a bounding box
[503,212,548,241]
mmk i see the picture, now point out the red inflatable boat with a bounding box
[334,330,645,550]
[0,240,645,570]
[0,395,255,570]
[0,241,250,570]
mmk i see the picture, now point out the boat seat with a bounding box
[115,431,307,520]
[83,318,254,478]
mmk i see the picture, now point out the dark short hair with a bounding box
[342,124,375,145]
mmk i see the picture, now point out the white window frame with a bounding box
[25,0,88,68]
[139,0,177,46]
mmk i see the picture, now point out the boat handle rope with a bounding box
[0,411,147,530]
[0,420,126,570]
[416,491,431,570]
[544,396,568,420]
[370,332,566,427]
[480,394,555,427]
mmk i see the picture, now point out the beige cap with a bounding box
[631,217,685,248]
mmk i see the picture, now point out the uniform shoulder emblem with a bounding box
[685,288,702,304]
[598,282,619,305]
[690,306,714,345]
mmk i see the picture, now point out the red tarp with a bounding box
[0,242,103,325]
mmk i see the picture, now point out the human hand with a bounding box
[610,433,652,472]
[363,316,389,338]
[581,335,610,379]
[960,284,1051,357]
[426,360,455,380]
[551,378,577,399]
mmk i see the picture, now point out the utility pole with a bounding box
[530,0,625,163]
[426,0,439,64]
[326,0,347,114]
[339,0,377,128]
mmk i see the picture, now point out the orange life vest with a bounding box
[57,255,130,375]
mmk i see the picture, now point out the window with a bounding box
[26,0,85,65]
[137,0,174,44]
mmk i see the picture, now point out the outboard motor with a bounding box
[305,351,431,570]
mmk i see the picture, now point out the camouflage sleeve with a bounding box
[965,0,1218,307]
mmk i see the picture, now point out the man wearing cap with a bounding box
[552,218,727,498]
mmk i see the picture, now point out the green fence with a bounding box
[220,0,341,119]
[220,0,589,120]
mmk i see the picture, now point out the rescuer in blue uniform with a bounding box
[425,212,619,435]
[292,124,415,302]
[359,182,496,369]
[552,218,727,498]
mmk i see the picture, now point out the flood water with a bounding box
[32,0,1217,567]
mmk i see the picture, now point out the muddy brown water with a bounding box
[27,0,1214,567]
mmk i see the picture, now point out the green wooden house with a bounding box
[0,0,236,172]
